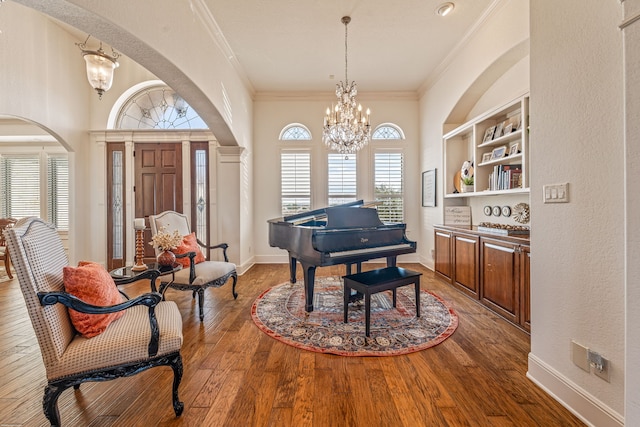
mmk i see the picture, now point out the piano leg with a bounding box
[289,255,298,283]
[387,256,397,267]
[300,262,316,312]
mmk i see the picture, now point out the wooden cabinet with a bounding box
[480,237,520,325]
[434,230,453,283]
[434,226,530,333]
[520,245,531,332]
[453,232,479,299]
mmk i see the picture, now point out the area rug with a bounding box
[251,276,458,356]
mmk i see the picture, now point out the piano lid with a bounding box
[281,200,364,225]
[325,207,383,229]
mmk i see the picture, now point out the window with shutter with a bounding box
[47,155,69,230]
[281,151,311,216]
[327,153,356,206]
[0,155,41,219]
[374,152,404,223]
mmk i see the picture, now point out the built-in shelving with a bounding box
[443,94,530,198]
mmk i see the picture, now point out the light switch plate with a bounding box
[571,340,590,372]
[543,183,569,203]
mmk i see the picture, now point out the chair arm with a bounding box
[195,239,230,262]
[174,251,196,283]
[38,291,164,357]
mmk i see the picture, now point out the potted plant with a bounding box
[461,176,474,193]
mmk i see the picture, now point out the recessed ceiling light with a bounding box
[436,2,455,17]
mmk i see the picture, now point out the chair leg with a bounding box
[43,383,66,427]
[231,273,238,299]
[197,288,205,321]
[170,353,185,417]
[4,258,12,279]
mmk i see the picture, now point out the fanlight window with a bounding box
[372,124,405,140]
[280,124,312,141]
[116,86,207,129]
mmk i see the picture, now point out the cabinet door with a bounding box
[520,245,531,332]
[453,233,479,299]
[434,230,453,283]
[481,238,519,324]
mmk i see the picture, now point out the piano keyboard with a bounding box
[328,243,413,258]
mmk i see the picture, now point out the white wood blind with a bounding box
[374,152,404,222]
[328,153,357,206]
[281,151,311,215]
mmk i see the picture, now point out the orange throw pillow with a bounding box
[63,261,124,338]
[173,232,206,268]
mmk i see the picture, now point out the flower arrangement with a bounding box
[149,226,183,252]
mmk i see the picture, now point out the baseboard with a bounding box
[527,353,624,427]
[237,257,255,275]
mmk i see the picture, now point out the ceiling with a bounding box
[201,0,495,94]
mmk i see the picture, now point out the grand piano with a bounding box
[268,200,417,312]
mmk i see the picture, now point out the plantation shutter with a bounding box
[328,153,357,206]
[0,155,41,219]
[281,151,311,215]
[47,155,69,230]
[374,152,404,223]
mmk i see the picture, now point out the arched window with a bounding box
[372,123,405,222]
[279,124,312,141]
[116,85,207,129]
[279,124,312,215]
[372,123,405,140]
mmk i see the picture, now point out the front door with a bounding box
[134,143,183,263]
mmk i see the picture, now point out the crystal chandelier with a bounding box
[323,16,371,156]
[76,35,120,100]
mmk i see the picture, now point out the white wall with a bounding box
[529,1,625,425]
[623,1,640,423]
[253,95,420,264]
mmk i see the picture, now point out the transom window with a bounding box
[372,123,405,140]
[280,124,312,140]
[116,86,207,129]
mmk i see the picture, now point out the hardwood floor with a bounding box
[0,263,585,426]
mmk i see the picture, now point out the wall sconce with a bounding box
[132,218,148,271]
[76,35,120,99]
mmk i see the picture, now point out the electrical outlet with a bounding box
[588,349,610,382]
[571,340,590,372]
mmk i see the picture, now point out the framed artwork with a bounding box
[491,145,507,160]
[494,122,504,139]
[509,142,520,156]
[481,152,492,163]
[503,123,513,135]
[422,169,436,207]
[483,126,496,142]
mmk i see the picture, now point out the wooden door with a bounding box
[453,233,479,299]
[520,245,531,332]
[480,237,519,324]
[434,229,453,283]
[134,143,183,262]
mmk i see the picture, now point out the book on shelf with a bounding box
[488,164,522,191]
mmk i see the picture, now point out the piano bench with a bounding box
[343,267,422,337]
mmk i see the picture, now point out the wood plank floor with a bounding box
[0,263,585,426]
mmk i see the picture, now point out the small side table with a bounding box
[110,262,182,295]
[343,266,422,337]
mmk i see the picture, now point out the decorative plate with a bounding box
[501,206,511,217]
[513,203,530,224]
[484,206,492,216]
[492,206,501,217]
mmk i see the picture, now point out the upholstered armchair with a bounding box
[149,210,237,321]
[0,217,17,278]
[4,218,184,426]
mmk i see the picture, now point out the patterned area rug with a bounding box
[251,276,458,356]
